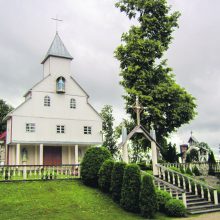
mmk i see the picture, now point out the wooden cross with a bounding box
[51,15,63,33]
[130,96,148,126]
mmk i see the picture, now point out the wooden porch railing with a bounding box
[156,164,219,205]
[0,164,80,182]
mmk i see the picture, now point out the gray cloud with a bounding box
[0,0,220,157]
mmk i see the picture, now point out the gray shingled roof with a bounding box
[41,32,73,63]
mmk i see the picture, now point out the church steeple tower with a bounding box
[41,32,73,64]
[42,33,73,78]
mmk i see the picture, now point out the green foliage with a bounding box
[179,165,185,174]
[165,199,186,217]
[81,147,111,187]
[111,161,127,202]
[115,0,197,146]
[137,162,152,171]
[186,167,193,176]
[198,142,211,151]
[170,166,181,173]
[156,190,172,212]
[192,166,201,176]
[185,153,191,163]
[0,99,13,133]
[98,160,115,193]
[139,174,157,218]
[162,143,179,163]
[208,151,216,175]
[100,105,117,156]
[120,164,141,213]
[208,151,216,164]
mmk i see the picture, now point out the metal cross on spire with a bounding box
[131,96,148,126]
[51,15,63,33]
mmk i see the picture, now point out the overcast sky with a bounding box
[0,0,220,157]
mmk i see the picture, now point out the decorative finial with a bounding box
[51,15,63,33]
[191,131,193,137]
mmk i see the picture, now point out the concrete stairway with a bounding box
[154,174,220,214]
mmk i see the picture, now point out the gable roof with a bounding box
[188,135,199,144]
[41,32,73,64]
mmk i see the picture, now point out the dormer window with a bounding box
[56,77,65,93]
[44,96,50,106]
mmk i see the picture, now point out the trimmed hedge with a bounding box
[120,164,141,213]
[156,189,172,212]
[81,147,111,187]
[98,160,115,193]
[165,199,186,217]
[140,174,157,218]
[110,161,126,202]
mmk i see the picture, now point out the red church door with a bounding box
[43,146,62,165]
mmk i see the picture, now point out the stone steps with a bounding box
[155,178,220,215]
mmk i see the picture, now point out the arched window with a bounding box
[70,98,76,109]
[44,96,50,106]
[56,77,65,93]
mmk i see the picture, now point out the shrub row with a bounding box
[81,147,186,218]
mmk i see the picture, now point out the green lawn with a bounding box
[0,180,177,220]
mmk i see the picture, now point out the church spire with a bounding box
[41,32,73,64]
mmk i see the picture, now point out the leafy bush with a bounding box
[186,167,193,175]
[179,165,185,174]
[111,161,126,202]
[81,147,111,187]
[140,174,157,218]
[120,164,141,213]
[156,190,172,212]
[170,166,181,173]
[98,160,115,193]
[192,166,201,176]
[137,162,152,171]
[165,199,186,217]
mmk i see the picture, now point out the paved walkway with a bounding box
[176,212,220,220]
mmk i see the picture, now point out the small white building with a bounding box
[5,32,103,165]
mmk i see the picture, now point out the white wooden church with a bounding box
[5,32,103,165]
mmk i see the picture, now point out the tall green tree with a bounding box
[162,142,178,163]
[115,0,197,145]
[0,99,13,133]
[100,105,117,156]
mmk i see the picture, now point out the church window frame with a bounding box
[26,123,35,133]
[70,98,76,109]
[84,126,92,135]
[56,76,65,93]
[57,125,65,134]
[44,96,51,107]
